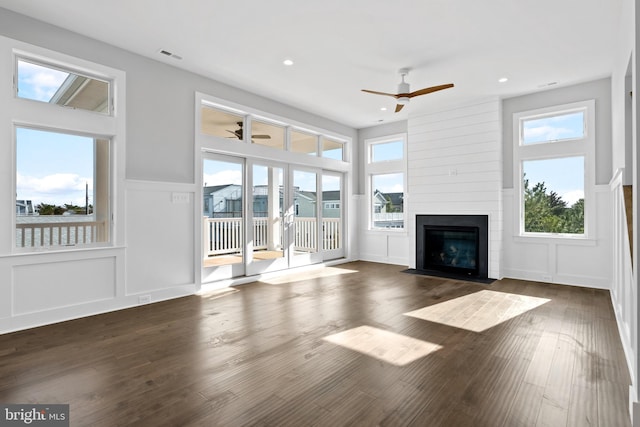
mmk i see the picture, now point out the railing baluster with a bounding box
[203,217,341,257]
[14,220,105,248]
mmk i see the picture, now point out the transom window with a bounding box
[16,58,111,114]
[521,110,585,145]
[199,103,347,160]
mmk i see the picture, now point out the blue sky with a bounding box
[16,127,93,207]
[522,111,584,144]
[17,59,69,102]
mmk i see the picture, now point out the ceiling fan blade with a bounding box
[408,83,454,98]
[252,135,271,139]
[362,89,399,98]
[395,104,405,113]
[226,129,242,139]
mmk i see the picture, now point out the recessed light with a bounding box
[380,107,387,111]
[283,59,294,66]
[498,77,508,83]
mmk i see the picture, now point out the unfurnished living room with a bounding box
[0,1,637,426]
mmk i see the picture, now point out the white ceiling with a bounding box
[0,0,623,129]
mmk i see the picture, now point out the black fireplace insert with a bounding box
[415,214,489,280]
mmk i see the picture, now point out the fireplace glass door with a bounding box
[424,226,479,276]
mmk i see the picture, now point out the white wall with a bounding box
[0,8,357,334]
[407,98,503,279]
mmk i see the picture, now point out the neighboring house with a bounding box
[294,190,316,218]
[321,191,340,218]
[372,190,403,228]
[372,190,388,214]
[206,185,340,219]
[15,200,34,215]
[203,184,242,218]
[385,192,403,212]
[252,185,284,217]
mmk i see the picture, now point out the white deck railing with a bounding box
[16,220,105,248]
[204,217,341,257]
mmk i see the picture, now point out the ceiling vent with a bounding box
[159,49,182,60]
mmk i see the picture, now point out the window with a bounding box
[514,101,594,237]
[16,58,111,114]
[199,100,348,161]
[521,111,585,145]
[291,129,318,156]
[8,41,125,251]
[365,134,406,230]
[251,120,285,150]
[371,140,403,162]
[321,137,344,160]
[201,105,245,140]
[16,127,110,248]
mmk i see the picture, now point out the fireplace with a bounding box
[416,214,489,280]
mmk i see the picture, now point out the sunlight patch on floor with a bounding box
[404,290,550,332]
[261,266,357,285]
[199,287,240,301]
[323,325,442,366]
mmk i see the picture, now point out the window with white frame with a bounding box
[365,134,407,230]
[8,41,124,250]
[199,102,348,161]
[513,100,595,237]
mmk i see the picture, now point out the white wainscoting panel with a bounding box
[13,256,116,315]
[126,181,196,294]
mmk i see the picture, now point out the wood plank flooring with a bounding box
[0,261,631,426]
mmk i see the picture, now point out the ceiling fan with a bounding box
[362,68,454,112]
[226,121,271,141]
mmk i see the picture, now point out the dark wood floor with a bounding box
[0,261,631,426]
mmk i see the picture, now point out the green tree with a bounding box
[523,177,584,234]
[36,203,66,215]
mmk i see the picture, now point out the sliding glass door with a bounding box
[202,154,245,282]
[246,161,289,276]
[322,172,344,260]
[290,167,323,268]
[201,156,341,281]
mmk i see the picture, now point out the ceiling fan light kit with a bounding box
[362,68,454,113]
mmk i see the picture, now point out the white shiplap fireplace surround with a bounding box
[407,98,502,279]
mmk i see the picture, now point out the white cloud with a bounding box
[561,190,584,207]
[18,61,69,102]
[203,170,242,186]
[17,173,93,206]
[523,125,575,142]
